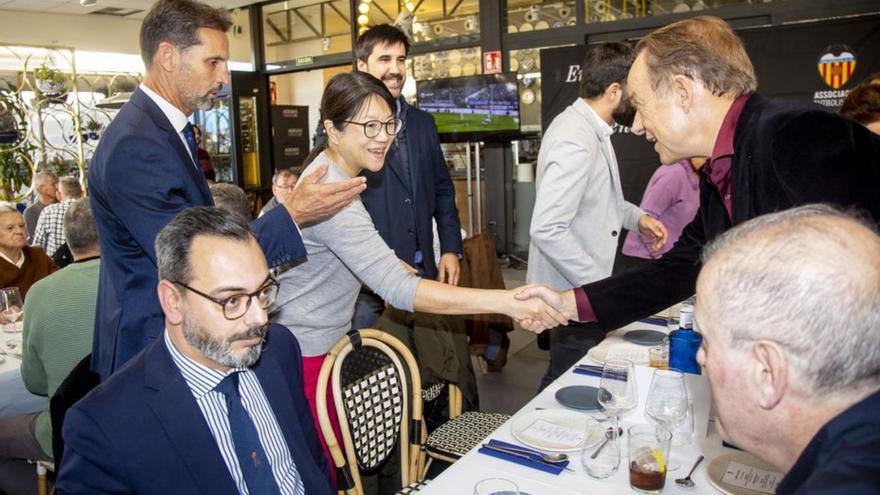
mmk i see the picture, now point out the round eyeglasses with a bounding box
[173,277,279,320]
[342,117,402,138]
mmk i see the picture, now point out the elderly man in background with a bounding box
[695,204,880,494]
[56,208,333,494]
[259,169,298,217]
[0,199,100,495]
[33,176,84,257]
[0,202,57,299]
[210,182,252,221]
[23,172,57,244]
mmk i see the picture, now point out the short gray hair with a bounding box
[156,207,253,285]
[0,201,19,215]
[272,168,296,185]
[64,198,99,254]
[33,172,57,189]
[58,176,83,200]
[209,183,251,221]
[701,204,880,394]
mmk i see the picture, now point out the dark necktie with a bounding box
[182,123,199,167]
[214,373,283,495]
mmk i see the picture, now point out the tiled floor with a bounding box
[472,264,551,415]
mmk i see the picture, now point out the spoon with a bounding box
[590,427,623,459]
[675,455,704,488]
[481,443,568,463]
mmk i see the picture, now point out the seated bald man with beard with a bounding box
[57,207,333,495]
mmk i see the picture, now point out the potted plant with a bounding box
[0,82,25,145]
[33,65,68,102]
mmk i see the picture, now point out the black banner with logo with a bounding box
[539,14,880,272]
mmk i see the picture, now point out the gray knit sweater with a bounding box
[271,153,420,356]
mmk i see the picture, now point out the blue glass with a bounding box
[669,328,702,374]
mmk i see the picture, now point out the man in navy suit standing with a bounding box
[350,24,463,328]
[57,208,334,494]
[89,0,366,378]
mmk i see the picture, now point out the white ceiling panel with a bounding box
[0,0,260,18]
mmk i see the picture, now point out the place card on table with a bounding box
[521,419,585,449]
[720,460,782,494]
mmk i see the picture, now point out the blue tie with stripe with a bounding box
[214,373,283,495]
[182,122,199,167]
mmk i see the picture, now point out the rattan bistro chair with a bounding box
[316,329,428,495]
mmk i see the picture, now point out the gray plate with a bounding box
[623,329,667,346]
[555,385,600,410]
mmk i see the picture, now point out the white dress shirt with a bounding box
[139,83,197,166]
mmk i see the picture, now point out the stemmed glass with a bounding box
[474,478,519,495]
[1,287,24,333]
[645,369,689,469]
[597,359,638,461]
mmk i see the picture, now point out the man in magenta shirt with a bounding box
[517,16,880,332]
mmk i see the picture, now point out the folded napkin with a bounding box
[478,439,569,475]
[640,317,669,326]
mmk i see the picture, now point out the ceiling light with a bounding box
[357,3,370,14]
[357,14,369,25]
[80,0,97,6]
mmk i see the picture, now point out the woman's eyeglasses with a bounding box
[342,117,402,139]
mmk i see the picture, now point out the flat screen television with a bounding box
[416,73,521,142]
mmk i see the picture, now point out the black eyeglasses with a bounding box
[342,117,402,138]
[173,276,279,320]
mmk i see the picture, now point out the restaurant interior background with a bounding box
[0,0,877,267]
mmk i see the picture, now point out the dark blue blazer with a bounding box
[56,325,334,495]
[361,100,462,279]
[88,88,305,379]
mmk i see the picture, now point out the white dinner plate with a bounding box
[510,409,603,452]
[706,452,783,495]
[586,342,650,365]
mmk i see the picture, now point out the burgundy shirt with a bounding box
[573,94,751,322]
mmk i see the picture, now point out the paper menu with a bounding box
[605,348,648,363]
[521,419,585,449]
[721,461,782,494]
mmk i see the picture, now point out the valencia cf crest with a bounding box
[817,45,856,89]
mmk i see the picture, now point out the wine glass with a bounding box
[645,369,688,469]
[1,287,23,333]
[597,358,638,460]
[474,478,519,495]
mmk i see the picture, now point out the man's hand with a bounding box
[513,285,577,333]
[284,163,366,227]
[638,214,668,253]
[437,253,460,285]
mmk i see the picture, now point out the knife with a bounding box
[481,443,574,472]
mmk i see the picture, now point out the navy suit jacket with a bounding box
[362,100,462,279]
[56,324,334,495]
[88,88,306,378]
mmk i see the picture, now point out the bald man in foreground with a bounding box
[695,204,880,494]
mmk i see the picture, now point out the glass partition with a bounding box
[584,0,774,23]
[506,0,578,33]
[262,0,354,66]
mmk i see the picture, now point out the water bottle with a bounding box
[669,305,702,374]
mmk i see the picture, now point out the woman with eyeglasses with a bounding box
[270,71,566,473]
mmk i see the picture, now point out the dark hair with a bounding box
[839,84,880,126]
[156,207,252,284]
[140,0,232,68]
[580,41,635,99]
[303,71,396,166]
[209,183,251,221]
[355,24,410,63]
[64,198,99,255]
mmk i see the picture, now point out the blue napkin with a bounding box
[572,366,628,381]
[478,439,569,475]
[640,317,669,326]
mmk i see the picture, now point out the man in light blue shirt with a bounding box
[56,207,333,495]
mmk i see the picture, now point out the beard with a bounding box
[182,314,267,369]
[612,94,637,128]
[178,62,221,112]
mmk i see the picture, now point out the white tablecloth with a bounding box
[419,320,734,495]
